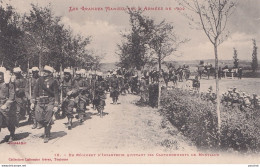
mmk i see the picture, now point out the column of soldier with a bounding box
[0,65,126,144]
[189,85,260,110]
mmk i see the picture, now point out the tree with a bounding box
[117,10,154,70]
[118,10,185,71]
[0,3,25,70]
[21,4,94,71]
[177,0,237,138]
[233,47,239,68]
[0,2,98,72]
[149,20,186,71]
[252,39,258,72]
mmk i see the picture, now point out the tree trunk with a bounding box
[158,56,161,108]
[158,57,161,71]
[214,43,221,142]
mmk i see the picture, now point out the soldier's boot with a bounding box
[8,134,15,142]
[112,98,116,104]
[48,125,52,138]
[27,114,33,124]
[68,118,72,130]
[31,119,37,129]
[37,123,43,129]
[8,126,15,142]
[44,126,51,143]
[97,110,100,116]
[79,114,84,124]
[43,127,48,143]
[115,97,118,104]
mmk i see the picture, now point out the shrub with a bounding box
[160,88,260,153]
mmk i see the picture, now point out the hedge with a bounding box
[160,88,260,153]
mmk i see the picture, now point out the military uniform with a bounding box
[60,70,77,129]
[192,77,200,92]
[139,77,147,103]
[32,66,59,143]
[74,73,91,123]
[231,88,239,106]
[0,69,17,142]
[148,83,159,108]
[13,67,28,120]
[28,67,40,129]
[110,75,120,104]
[94,78,106,116]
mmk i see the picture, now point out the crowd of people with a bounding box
[0,65,163,144]
[189,85,260,110]
[0,64,258,144]
[0,65,120,143]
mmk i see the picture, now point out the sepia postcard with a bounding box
[0,0,259,165]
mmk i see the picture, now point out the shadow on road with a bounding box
[0,132,31,144]
[49,131,67,141]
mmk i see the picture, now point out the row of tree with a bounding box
[117,0,239,143]
[233,39,258,72]
[0,2,101,71]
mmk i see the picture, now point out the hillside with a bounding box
[101,59,259,71]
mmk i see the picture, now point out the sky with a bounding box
[2,0,260,63]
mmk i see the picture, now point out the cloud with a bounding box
[2,0,260,63]
[61,17,122,63]
[173,32,259,61]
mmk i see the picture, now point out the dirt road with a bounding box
[0,93,197,163]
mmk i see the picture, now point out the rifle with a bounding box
[28,60,32,99]
[60,64,63,105]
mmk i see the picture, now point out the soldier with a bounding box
[139,76,147,104]
[30,65,59,143]
[0,67,17,142]
[148,82,159,108]
[110,72,120,104]
[143,69,149,85]
[73,70,91,123]
[206,86,215,102]
[29,67,41,129]
[243,94,251,108]
[226,88,233,106]
[94,74,106,117]
[231,87,239,106]
[13,67,28,121]
[162,70,169,87]
[251,94,258,108]
[238,68,243,79]
[192,75,200,93]
[90,72,97,109]
[118,75,124,94]
[60,68,76,130]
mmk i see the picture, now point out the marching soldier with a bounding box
[29,67,41,129]
[12,67,28,121]
[148,82,159,108]
[0,67,18,142]
[110,72,120,104]
[90,72,97,109]
[94,73,106,117]
[31,65,59,143]
[73,70,91,123]
[139,76,147,104]
[60,68,76,130]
